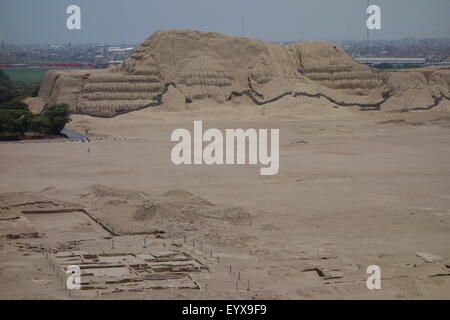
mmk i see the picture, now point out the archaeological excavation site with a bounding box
[0,185,260,298]
[1,28,450,301]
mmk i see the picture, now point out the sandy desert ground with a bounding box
[1,100,450,299]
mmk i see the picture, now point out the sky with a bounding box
[0,0,449,44]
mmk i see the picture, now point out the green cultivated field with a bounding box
[2,68,49,83]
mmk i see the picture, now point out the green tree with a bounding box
[31,84,40,97]
[11,109,32,137]
[29,115,50,136]
[0,85,15,103]
[0,109,32,137]
[42,104,71,134]
[0,69,12,89]
[0,100,29,110]
[0,110,12,137]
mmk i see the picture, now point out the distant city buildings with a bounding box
[0,38,449,69]
[0,42,136,68]
[339,38,450,65]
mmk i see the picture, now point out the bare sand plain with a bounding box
[1,99,450,299]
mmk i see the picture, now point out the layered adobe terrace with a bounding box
[36,29,450,117]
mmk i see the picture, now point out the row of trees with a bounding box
[0,102,71,139]
[0,69,71,139]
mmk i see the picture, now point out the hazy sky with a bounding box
[1,0,449,44]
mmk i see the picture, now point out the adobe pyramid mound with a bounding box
[37,29,450,117]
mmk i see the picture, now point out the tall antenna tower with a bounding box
[366,0,370,46]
